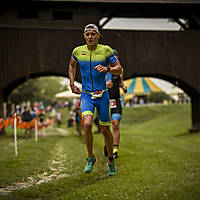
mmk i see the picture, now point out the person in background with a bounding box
[21,106,33,135]
[105,49,127,158]
[94,111,101,134]
[75,98,82,136]
[56,111,62,127]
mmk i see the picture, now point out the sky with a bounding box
[100,17,181,31]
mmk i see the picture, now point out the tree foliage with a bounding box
[147,92,170,103]
[8,76,68,106]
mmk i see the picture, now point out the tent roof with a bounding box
[121,77,163,101]
[123,77,162,95]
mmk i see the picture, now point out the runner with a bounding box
[105,49,127,158]
[68,24,123,175]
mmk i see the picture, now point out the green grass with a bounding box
[0,104,199,200]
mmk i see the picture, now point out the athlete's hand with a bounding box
[120,81,127,93]
[106,81,113,88]
[94,65,107,73]
[70,85,81,94]
[122,86,127,93]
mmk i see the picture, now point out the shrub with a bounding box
[148,92,170,103]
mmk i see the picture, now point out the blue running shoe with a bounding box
[84,155,96,173]
[107,162,116,176]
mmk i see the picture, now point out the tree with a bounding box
[8,76,68,106]
[147,92,170,103]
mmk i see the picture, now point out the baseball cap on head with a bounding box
[84,24,100,34]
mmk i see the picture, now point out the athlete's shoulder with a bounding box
[73,45,87,53]
[99,44,117,64]
[72,45,87,61]
[98,44,112,50]
[98,44,113,56]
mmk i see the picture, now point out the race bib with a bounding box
[109,99,117,108]
[91,92,103,99]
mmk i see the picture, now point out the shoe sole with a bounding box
[108,172,116,176]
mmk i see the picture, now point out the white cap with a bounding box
[84,24,100,34]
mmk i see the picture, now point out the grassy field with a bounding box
[0,104,199,200]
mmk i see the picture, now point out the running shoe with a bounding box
[104,145,108,157]
[84,155,96,173]
[107,162,116,176]
[113,148,118,159]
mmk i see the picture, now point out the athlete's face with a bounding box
[84,30,100,47]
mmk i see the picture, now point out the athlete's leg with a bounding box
[111,113,122,148]
[111,113,122,158]
[81,93,95,158]
[112,119,120,148]
[101,125,113,164]
[84,116,96,174]
[96,91,114,165]
[81,93,96,173]
[83,114,93,158]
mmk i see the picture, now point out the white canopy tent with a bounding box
[56,80,82,98]
[55,90,81,98]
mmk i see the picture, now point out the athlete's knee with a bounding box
[112,120,119,130]
[101,126,110,134]
[84,120,92,130]
[84,115,93,131]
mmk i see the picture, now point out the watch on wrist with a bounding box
[107,66,111,72]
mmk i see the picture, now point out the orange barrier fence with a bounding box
[0,116,36,131]
[0,116,53,131]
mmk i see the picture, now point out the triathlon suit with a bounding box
[72,44,117,126]
[105,73,122,121]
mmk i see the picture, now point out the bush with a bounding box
[148,92,170,103]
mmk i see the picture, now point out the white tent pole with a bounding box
[14,113,18,157]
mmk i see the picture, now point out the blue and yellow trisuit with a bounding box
[72,44,117,126]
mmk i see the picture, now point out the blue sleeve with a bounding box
[72,53,78,61]
[105,72,112,82]
[107,54,117,65]
[72,47,78,61]
[105,46,117,65]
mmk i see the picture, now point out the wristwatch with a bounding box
[107,66,111,72]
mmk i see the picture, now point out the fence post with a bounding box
[35,118,38,142]
[14,113,18,157]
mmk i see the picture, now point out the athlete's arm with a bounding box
[68,57,81,94]
[105,72,113,88]
[94,60,123,75]
[109,60,123,75]
[119,73,127,93]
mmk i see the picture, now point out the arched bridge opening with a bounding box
[3,71,199,133]
[126,74,199,132]
[3,72,68,102]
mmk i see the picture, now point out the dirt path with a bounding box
[0,132,70,195]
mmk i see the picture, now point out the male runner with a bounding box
[105,49,127,158]
[68,24,123,176]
